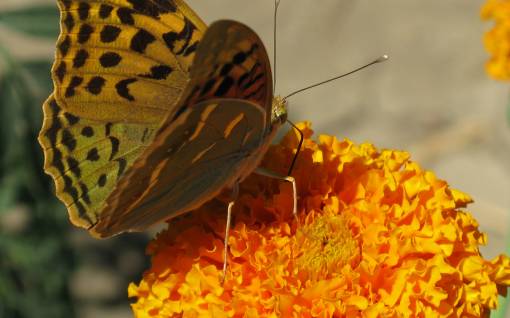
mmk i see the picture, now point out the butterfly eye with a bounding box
[278,111,287,124]
[271,96,287,124]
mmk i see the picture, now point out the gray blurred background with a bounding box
[0,0,508,317]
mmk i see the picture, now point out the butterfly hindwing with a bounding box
[91,20,273,237]
[93,99,267,236]
[39,0,206,228]
[40,96,150,227]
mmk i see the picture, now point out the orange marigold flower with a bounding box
[481,0,510,80]
[129,122,510,317]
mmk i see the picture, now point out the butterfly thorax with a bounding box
[271,95,288,126]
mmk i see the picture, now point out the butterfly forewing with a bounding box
[39,0,206,229]
[53,0,206,122]
[92,20,273,237]
[177,20,273,125]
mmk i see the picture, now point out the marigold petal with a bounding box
[129,122,510,317]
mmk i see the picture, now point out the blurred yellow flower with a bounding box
[129,122,510,317]
[481,0,510,80]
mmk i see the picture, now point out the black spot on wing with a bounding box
[64,112,79,125]
[61,0,71,10]
[78,24,93,44]
[67,157,81,177]
[59,36,70,57]
[200,79,216,97]
[214,76,234,96]
[233,52,247,65]
[61,129,77,151]
[45,99,61,146]
[117,8,135,25]
[65,76,83,98]
[116,158,127,178]
[86,148,100,161]
[87,76,106,95]
[220,63,233,76]
[141,128,149,142]
[105,123,112,136]
[81,126,94,137]
[98,174,107,187]
[130,29,156,53]
[63,12,74,31]
[99,4,113,19]
[55,61,66,83]
[127,0,176,17]
[242,72,264,90]
[162,32,178,51]
[99,52,122,68]
[175,18,194,55]
[73,49,88,68]
[74,200,90,224]
[163,18,195,55]
[100,25,121,43]
[109,137,120,160]
[238,73,249,87]
[115,79,137,101]
[140,65,173,80]
[77,2,90,20]
[63,175,86,218]
[243,82,266,100]
[238,62,263,89]
[79,182,91,205]
[52,149,65,177]
[183,42,198,57]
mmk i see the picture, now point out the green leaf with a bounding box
[0,5,59,39]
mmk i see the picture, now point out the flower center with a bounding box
[295,214,358,280]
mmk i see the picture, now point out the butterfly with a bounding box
[39,0,293,238]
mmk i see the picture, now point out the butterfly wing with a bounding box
[91,20,273,237]
[93,98,267,236]
[39,0,206,228]
[175,19,273,125]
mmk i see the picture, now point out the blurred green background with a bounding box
[0,4,150,317]
[0,0,509,317]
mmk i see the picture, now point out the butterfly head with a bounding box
[271,95,288,125]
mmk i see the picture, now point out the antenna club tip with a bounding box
[376,54,389,63]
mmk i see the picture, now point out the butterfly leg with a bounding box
[222,182,239,283]
[254,167,297,219]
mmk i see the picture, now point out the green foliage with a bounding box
[0,3,76,318]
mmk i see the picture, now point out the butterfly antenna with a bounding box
[273,0,281,92]
[283,54,389,100]
[287,120,304,176]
